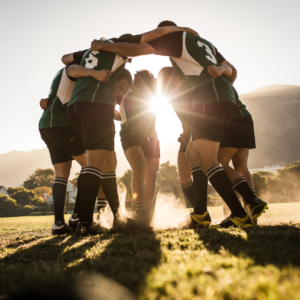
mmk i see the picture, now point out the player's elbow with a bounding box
[61,55,68,65]
[139,43,157,56]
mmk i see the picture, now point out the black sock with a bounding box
[192,166,208,215]
[251,189,256,195]
[80,167,102,226]
[96,198,108,211]
[206,166,246,218]
[53,177,68,225]
[100,172,120,217]
[232,177,258,206]
[73,168,85,219]
[181,179,196,208]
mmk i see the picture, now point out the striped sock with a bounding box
[191,166,208,214]
[100,171,120,217]
[53,177,68,225]
[80,167,102,226]
[181,179,195,208]
[206,166,246,217]
[96,198,108,211]
[73,168,85,219]
[232,177,257,206]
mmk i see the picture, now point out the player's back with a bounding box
[39,68,70,129]
[170,32,235,106]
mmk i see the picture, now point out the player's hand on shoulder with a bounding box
[40,98,49,110]
[91,39,105,51]
[92,70,112,82]
[207,65,225,78]
[183,27,200,37]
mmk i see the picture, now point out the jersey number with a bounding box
[85,51,99,69]
[197,41,217,64]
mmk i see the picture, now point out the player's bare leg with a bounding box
[125,147,147,224]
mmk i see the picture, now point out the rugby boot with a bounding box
[248,199,268,223]
[210,214,253,229]
[52,223,73,235]
[177,211,211,229]
[68,215,79,229]
[76,222,107,236]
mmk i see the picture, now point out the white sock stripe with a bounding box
[84,167,103,178]
[80,168,85,174]
[85,167,103,174]
[54,181,68,186]
[96,200,108,204]
[206,166,222,178]
[54,178,68,185]
[206,167,223,180]
[136,204,144,208]
[233,180,247,189]
[101,175,117,179]
[191,167,202,172]
[55,177,68,182]
[84,170,102,179]
[232,177,244,185]
[181,180,193,188]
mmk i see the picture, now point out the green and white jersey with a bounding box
[39,68,70,129]
[68,48,127,107]
[68,34,142,107]
[148,32,236,107]
[231,88,251,120]
[119,91,157,138]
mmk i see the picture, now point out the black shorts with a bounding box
[192,102,235,142]
[121,135,160,158]
[178,132,191,153]
[40,126,85,165]
[67,102,115,151]
[219,115,256,149]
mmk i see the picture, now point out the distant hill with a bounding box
[0,148,130,188]
[1,84,300,187]
[240,84,300,169]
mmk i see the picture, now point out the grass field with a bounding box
[1,203,300,300]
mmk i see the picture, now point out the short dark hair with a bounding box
[157,20,177,28]
[116,68,132,86]
[158,67,177,93]
[133,69,156,99]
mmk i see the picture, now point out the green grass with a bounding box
[1,204,300,300]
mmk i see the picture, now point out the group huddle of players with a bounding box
[39,20,268,236]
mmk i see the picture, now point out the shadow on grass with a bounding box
[0,230,162,299]
[193,224,300,267]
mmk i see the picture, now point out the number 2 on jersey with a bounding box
[197,41,217,64]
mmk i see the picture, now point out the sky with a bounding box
[0,0,300,156]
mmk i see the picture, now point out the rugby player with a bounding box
[38,50,111,235]
[91,21,255,228]
[217,88,268,224]
[66,26,200,235]
[116,70,159,227]
[158,64,237,229]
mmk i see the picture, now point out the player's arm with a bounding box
[66,65,112,82]
[61,49,89,65]
[40,98,49,110]
[222,60,237,84]
[114,109,121,121]
[207,63,232,79]
[140,26,199,43]
[91,41,157,57]
[61,53,74,65]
